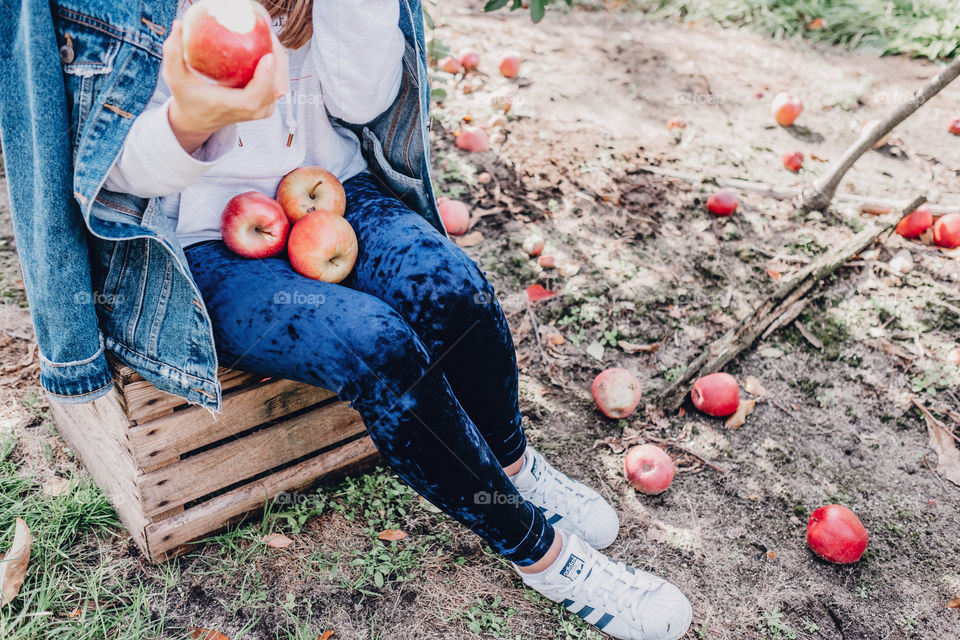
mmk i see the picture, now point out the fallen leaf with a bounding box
[743,376,766,397]
[525,284,556,302]
[948,597,960,609]
[915,400,960,487]
[618,340,659,354]
[556,261,580,277]
[585,341,604,361]
[748,494,759,500]
[766,550,778,560]
[454,231,484,248]
[318,632,335,640]
[547,332,565,345]
[724,399,756,429]
[794,321,823,350]
[765,268,781,280]
[0,518,30,606]
[191,629,230,640]
[262,533,293,549]
[43,476,70,497]
[807,17,825,29]
[759,347,784,359]
[377,529,407,542]
[677,407,686,417]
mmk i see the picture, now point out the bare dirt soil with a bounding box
[1,2,958,639]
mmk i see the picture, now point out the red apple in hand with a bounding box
[771,92,803,127]
[624,444,675,495]
[933,212,960,248]
[288,211,358,283]
[220,191,290,259]
[182,0,272,88]
[706,190,738,216]
[275,166,346,224]
[807,504,869,564]
[895,206,933,238]
[592,368,642,419]
[691,372,739,417]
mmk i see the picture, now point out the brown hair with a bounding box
[259,0,313,49]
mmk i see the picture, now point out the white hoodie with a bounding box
[104,0,405,247]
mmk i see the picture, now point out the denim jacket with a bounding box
[0,0,441,410]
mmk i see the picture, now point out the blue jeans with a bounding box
[184,173,554,565]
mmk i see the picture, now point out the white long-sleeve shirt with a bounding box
[104,0,404,247]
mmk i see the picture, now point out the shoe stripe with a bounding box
[560,598,575,608]
[546,513,563,525]
[626,566,636,575]
[595,613,614,629]
[575,605,594,619]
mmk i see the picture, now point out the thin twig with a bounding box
[524,298,550,363]
[649,438,726,474]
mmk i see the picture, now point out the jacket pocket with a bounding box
[361,127,421,191]
[53,12,121,152]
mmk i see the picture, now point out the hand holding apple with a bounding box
[220,191,290,259]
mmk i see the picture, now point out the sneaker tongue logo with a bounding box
[559,554,584,581]
[529,456,542,481]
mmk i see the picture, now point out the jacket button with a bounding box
[59,34,75,65]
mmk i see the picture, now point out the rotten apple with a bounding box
[691,372,739,417]
[807,504,869,564]
[182,0,273,88]
[220,191,290,259]
[895,206,933,239]
[624,444,675,495]
[592,368,642,419]
[437,197,470,235]
[933,212,960,249]
[287,211,358,283]
[706,190,738,216]
[771,92,803,127]
[275,166,346,224]
[782,150,804,172]
[522,233,545,256]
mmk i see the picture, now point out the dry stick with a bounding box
[649,438,726,474]
[656,195,927,411]
[801,56,960,211]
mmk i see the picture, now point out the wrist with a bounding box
[168,99,216,154]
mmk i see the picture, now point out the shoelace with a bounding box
[528,455,595,523]
[579,550,664,622]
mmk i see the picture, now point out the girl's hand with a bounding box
[162,20,289,154]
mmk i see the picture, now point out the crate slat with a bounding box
[144,435,377,560]
[118,368,261,422]
[128,378,336,469]
[137,400,364,516]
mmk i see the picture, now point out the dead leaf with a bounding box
[191,629,230,640]
[547,332,565,346]
[766,550,778,560]
[0,518,30,606]
[618,340,659,354]
[262,533,293,549]
[585,341,604,361]
[43,476,70,497]
[724,399,756,429]
[743,376,766,397]
[318,632,335,640]
[807,17,825,29]
[794,321,823,350]
[947,597,960,609]
[765,268,781,280]
[454,231,484,248]
[677,407,686,417]
[914,400,960,487]
[525,284,556,302]
[377,529,407,542]
[556,261,581,277]
[748,494,759,500]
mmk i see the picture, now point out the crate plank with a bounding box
[118,368,259,422]
[138,401,364,516]
[128,378,336,468]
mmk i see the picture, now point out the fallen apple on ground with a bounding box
[182,0,273,88]
[275,166,346,224]
[624,444,675,495]
[933,212,960,248]
[771,92,803,127]
[807,504,869,564]
[499,54,521,79]
[438,56,462,75]
[895,206,933,238]
[455,127,490,153]
[691,372,739,417]
[287,211,358,283]
[782,151,804,172]
[949,118,960,135]
[437,197,470,235]
[666,117,686,131]
[522,233,545,256]
[220,191,290,259]
[592,368,642,419]
[537,254,555,269]
[459,49,480,71]
[706,190,738,216]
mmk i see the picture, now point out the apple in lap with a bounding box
[275,166,347,224]
[288,211,358,284]
[220,191,290,259]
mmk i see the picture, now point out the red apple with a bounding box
[861,118,890,148]
[691,372,739,417]
[782,150,804,172]
[933,212,960,248]
[287,211,357,283]
[624,444,675,495]
[455,127,490,153]
[522,233,545,256]
[499,55,521,79]
[895,206,933,239]
[220,191,290,259]
[706,190,738,216]
[437,197,470,235]
[459,49,480,71]
[438,56,462,75]
[666,117,686,131]
[182,0,272,89]
[771,92,803,127]
[948,118,960,135]
[275,166,346,224]
[591,368,642,419]
[807,504,869,564]
[538,254,555,269]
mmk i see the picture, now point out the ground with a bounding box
[1,2,959,639]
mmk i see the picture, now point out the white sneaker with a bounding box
[516,531,692,640]
[509,446,619,549]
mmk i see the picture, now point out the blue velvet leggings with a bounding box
[184,172,554,566]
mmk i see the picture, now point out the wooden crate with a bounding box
[49,357,377,562]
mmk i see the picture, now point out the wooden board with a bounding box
[128,378,336,469]
[117,368,260,424]
[144,435,378,560]
[137,400,365,516]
